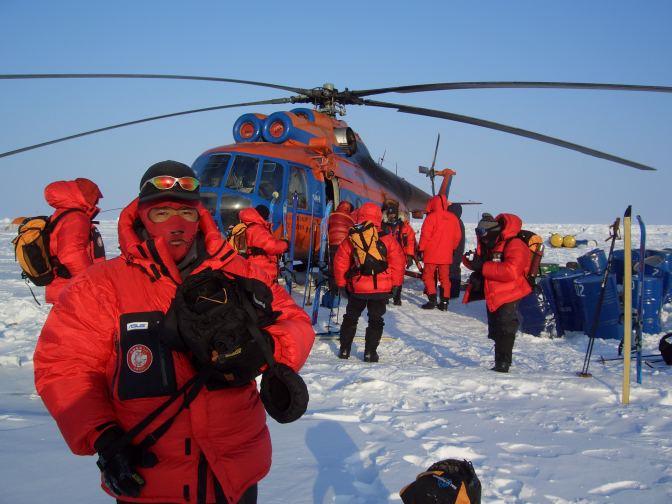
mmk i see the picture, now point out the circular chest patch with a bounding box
[127,344,153,373]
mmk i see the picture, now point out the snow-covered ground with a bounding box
[1,218,671,503]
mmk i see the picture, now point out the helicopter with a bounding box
[1,74,671,263]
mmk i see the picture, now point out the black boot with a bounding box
[338,347,350,359]
[491,350,510,373]
[363,351,379,362]
[363,329,381,362]
[437,298,449,311]
[421,294,437,309]
[491,361,510,373]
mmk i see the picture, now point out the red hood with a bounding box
[239,207,269,227]
[335,201,353,213]
[356,202,383,228]
[425,194,450,214]
[44,180,101,217]
[118,198,234,283]
[495,213,523,240]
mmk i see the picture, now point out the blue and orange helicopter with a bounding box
[2,74,671,262]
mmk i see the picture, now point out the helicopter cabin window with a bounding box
[259,160,284,201]
[199,192,218,218]
[200,154,231,187]
[287,165,308,209]
[226,155,259,194]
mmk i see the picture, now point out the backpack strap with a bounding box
[47,208,89,279]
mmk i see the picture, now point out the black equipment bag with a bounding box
[400,458,481,504]
[166,268,279,387]
[659,333,672,365]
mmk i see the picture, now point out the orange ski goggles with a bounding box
[141,175,200,192]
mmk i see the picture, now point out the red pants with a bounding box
[422,263,450,297]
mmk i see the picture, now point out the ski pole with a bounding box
[599,353,659,363]
[578,217,620,378]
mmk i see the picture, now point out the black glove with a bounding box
[416,251,424,262]
[95,426,156,498]
[406,256,413,269]
[469,254,484,272]
[391,285,401,299]
[260,363,309,424]
[338,287,349,299]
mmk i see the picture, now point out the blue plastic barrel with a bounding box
[574,273,622,340]
[549,270,586,333]
[517,281,558,337]
[632,275,663,334]
[644,249,672,303]
[577,248,607,275]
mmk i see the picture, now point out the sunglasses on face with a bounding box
[148,206,200,223]
[141,176,200,192]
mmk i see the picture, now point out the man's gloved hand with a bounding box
[468,254,485,272]
[391,285,402,299]
[338,287,349,299]
[416,251,424,262]
[406,256,413,269]
[95,426,155,498]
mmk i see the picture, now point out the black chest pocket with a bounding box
[117,311,177,400]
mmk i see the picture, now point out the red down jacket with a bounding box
[33,199,314,504]
[333,202,405,297]
[44,179,105,304]
[418,194,462,265]
[239,207,288,281]
[464,213,532,312]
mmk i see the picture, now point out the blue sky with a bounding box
[1,0,670,224]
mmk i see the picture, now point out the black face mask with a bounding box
[477,227,501,250]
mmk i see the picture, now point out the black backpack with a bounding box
[400,458,481,504]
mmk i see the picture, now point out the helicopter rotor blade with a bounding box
[430,133,440,170]
[362,99,657,171]
[0,73,310,95]
[0,97,293,159]
[350,81,672,97]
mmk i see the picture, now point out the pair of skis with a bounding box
[311,201,333,324]
[281,193,299,294]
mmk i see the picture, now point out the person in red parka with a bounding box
[34,161,315,504]
[462,213,532,373]
[418,194,462,311]
[238,205,288,282]
[44,177,106,304]
[327,200,355,292]
[381,199,416,306]
[333,202,405,362]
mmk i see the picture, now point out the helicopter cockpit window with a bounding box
[225,155,259,194]
[200,154,231,187]
[259,160,284,201]
[287,165,308,209]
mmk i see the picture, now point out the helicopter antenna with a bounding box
[418,133,441,195]
[378,149,386,165]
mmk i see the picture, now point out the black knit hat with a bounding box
[139,160,200,203]
[476,213,500,235]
